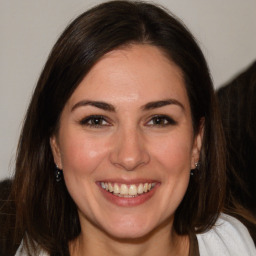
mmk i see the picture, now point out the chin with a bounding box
[105,225,153,241]
[98,213,162,241]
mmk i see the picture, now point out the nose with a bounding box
[110,127,150,171]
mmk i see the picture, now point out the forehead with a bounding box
[67,44,189,110]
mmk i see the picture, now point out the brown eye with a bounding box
[80,115,110,127]
[147,115,177,127]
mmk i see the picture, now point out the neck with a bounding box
[69,217,189,256]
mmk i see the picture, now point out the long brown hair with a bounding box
[5,1,227,255]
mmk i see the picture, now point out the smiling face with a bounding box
[51,44,202,241]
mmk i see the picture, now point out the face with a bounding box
[51,44,202,240]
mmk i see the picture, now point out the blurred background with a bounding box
[1,0,256,179]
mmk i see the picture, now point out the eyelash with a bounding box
[79,114,177,128]
[146,115,177,127]
[79,115,110,128]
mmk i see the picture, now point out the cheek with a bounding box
[59,130,109,177]
[58,131,111,212]
[150,132,193,173]
[151,132,193,210]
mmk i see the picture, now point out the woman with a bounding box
[2,1,255,255]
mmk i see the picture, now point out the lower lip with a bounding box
[98,185,158,207]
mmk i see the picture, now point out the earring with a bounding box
[191,162,200,176]
[55,165,63,182]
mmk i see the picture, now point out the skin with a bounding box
[51,44,203,256]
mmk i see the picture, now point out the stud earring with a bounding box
[191,162,200,176]
[55,165,63,182]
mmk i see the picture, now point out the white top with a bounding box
[15,214,256,256]
[196,214,256,256]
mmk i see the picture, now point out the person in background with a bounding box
[217,61,256,217]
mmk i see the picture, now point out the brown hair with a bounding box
[5,1,226,255]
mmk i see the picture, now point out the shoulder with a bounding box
[196,213,256,256]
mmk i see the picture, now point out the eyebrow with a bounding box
[141,99,184,111]
[71,98,184,112]
[71,100,116,112]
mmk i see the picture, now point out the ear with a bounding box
[190,118,204,169]
[50,135,63,169]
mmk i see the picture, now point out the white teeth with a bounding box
[100,182,156,197]
[101,182,105,189]
[137,183,144,194]
[128,184,137,196]
[108,183,113,192]
[120,184,128,195]
[114,183,120,194]
[143,183,148,192]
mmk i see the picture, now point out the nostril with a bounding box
[110,150,150,171]
[109,129,150,170]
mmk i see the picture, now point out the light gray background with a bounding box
[1,0,256,180]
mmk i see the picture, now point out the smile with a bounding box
[100,182,156,197]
